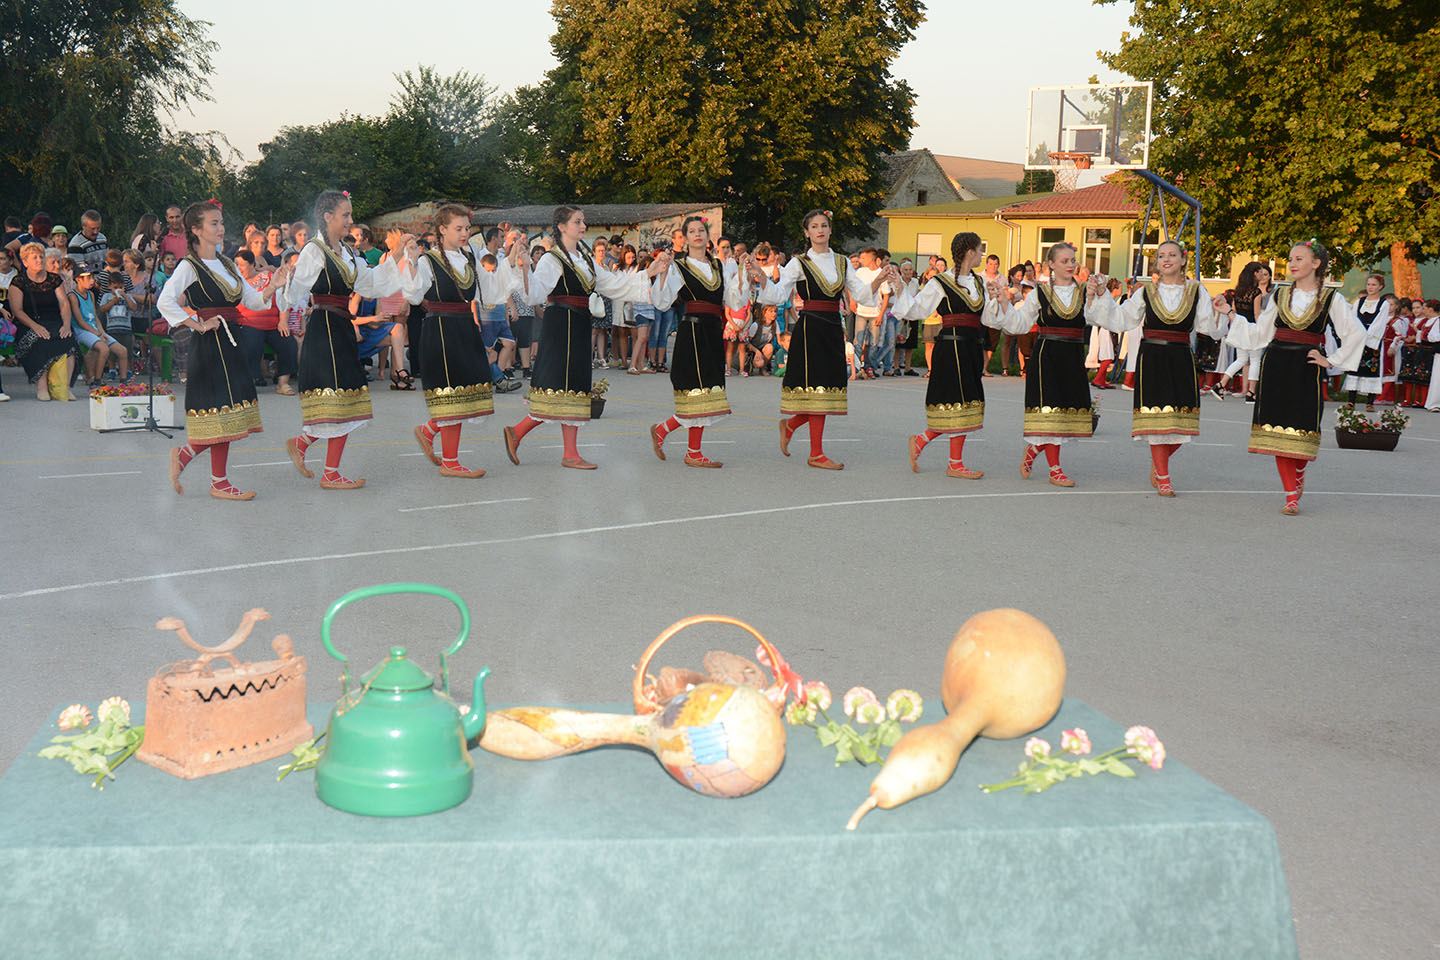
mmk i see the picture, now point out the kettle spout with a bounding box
[462,666,491,741]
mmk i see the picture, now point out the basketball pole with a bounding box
[1131,169,1202,280]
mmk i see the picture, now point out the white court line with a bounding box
[536,443,606,449]
[399,449,474,458]
[37,470,142,480]
[230,460,297,468]
[1077,439,1109,444]
[397,497,533,514]
[1190,443,1232,447]
[4,488,1439,603]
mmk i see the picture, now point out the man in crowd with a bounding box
[158,205,188,263]
[67,210,108,272]
[852,247,890,379]
[478,227,521,392]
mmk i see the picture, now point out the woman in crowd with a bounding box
[894,232,1003,479]
[990,242,1107,486]
[400,203,520,479]
[1093,240,1226,497]
[159,200,289,500]
[130,214,161,256]
[1342,274,1392,410]
[649,215,748,467]
[750,209,898,469]
[504,205,665,469]
[609,244,639,372]
[7,241,76,400]
[278,190,411,490]
[1217,262,1273,403]
[1245,240,1364,515]
[1397,299,1437,408]
[628,251,656,374]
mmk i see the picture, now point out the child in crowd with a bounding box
[97,261,135,377]
[746,304,779,375]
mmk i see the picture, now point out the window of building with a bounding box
[1083,227,1113,276]
[915,233,943,258]
[916,189,929,205]
[1038,227,1066,262]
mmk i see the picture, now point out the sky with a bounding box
[177,1,1139,169]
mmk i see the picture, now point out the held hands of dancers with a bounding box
[645,250,673,278]
[1085,273,1107,298]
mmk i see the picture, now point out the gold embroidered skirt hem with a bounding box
[1023,406,1093,438]
[300,386,373,426]
[674,387,731,420]
[1248,424,1320,461]
[425,383,494,422]
[1132,406,1199,437]
[781,385,847,416]
[186,399,263,445]
[527,387,592,423]
[925,400,984,434]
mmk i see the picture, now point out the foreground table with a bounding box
[0,699,1297,959]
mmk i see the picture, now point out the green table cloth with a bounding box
[0,699,1297,959]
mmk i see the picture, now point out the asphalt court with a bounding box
[2,370,1436,959]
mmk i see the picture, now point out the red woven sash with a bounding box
[312,294,353,318]
[939,313,982,329]
[683,301,725,318]
[422,300,473,317]
[547,295,590,310]
[1274,328,1323,346]
[1143,329,1190,343]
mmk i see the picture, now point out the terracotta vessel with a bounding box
[136,608,313,779]
[479,615,788,798]
[847,608,1065,829]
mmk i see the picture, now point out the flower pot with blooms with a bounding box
[1334,403,1407,451]
[590,377,610,418]
[88,381,176,430]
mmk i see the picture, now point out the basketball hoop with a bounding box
[1047,152,1093,193]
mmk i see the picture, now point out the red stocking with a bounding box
[421,419,439,442]
[293,432,315,454]
[322,435,349,482]
[948,434,966,469]
[1275,455,1298,492]
[208,442,231,491]
[1042,443,1060,468]
[561,423,580,460]
[439,424,462,468]
[809,414,827,458]
[511,415,540,442]
[176,443,198,471]
[656,416,681,440]
[915,428,941,451]
[786,413,809,433]
[687,427,704,457]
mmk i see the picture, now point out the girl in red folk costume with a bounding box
[278,191,411,490]
[504,206,666,469]
[892,232,1003,478]
[1247,240,1365,515]
[990,242,1108,487]
[161,201,288,500]
[399,204,520,478]
[648,215,748,467]
[1093,240,1227,497]
[748,210,899,469]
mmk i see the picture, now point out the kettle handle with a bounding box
[320,583,471,695]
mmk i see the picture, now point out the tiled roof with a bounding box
[998,180,1140,218]
[932,155,1027,199]
[472,203,722,226]
[881,192,1055,218]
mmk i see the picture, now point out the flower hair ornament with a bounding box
[823,210,832,219]
[342,190,351,199]
[205,198,223,210]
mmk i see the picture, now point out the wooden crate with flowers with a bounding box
[88,382,177,430]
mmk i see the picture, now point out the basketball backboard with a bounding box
[1025,82,1153,170]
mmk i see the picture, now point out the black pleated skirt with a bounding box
[924,329,986,433]
[527,302,592,422]
[781,312,847,415]
[184,326,262,444]
[420,312,493,422]
[670,315,730,421]
[298,308,373,427]
[1023,335,1093,438]
[1248,342,1323,460]
[1132,341,1200,437]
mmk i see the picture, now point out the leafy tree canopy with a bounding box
[1099,0,1439,278]
[500,0,925,248]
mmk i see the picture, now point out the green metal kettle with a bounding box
[314,583,490,817]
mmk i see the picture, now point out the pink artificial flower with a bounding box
[1125,725,1166,770]
[785,700,817,725]
[97,697,131,725]
[854,699,886,725]
[885,689,924,723]
[1060,728,1091,755]
[842,686,880,718]
[802,681,832,712]
[1124,725,1158,748]
[58,704,93,730]
[1024,737,1051,759]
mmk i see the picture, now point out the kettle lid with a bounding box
[363,646,435,692]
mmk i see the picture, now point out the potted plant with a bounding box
[88,381,176,430]
[1334,402,1407,451]
[590,378,609,419]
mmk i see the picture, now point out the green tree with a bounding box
[1098,0,1439,291]
[522,0,924,247]
[0,0,217,227]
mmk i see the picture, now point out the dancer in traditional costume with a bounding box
[503,205,665,469]
[1093,240,1227,497]
[279,191,410,490]
[1343,274,1392,409]
[400,204,520,478]
[1218,263,1274,404]
[648,215,747,467]
[892,232,1001,478]
[160,201,287,500]
[1396,299,1436,408]
[1246,240,1364,515]
[748,209,900,469]
[991,242,1108,486]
